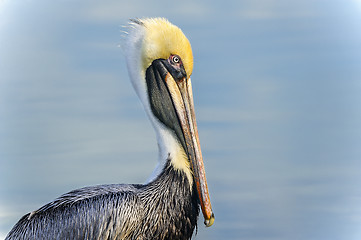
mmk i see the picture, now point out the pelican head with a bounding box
[124,18,214,227]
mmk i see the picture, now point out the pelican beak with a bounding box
[146,59,215,227]
[168,75,215,227]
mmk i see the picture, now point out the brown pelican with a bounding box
[6,18,214,240]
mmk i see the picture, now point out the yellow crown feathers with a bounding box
[140,18,193,78]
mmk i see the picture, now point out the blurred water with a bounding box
[1,1,361,239]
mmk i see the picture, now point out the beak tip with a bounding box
[204,212,215,227]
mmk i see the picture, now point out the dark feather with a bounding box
[6,159,199,240]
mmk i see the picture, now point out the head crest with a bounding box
[138,18,193,77]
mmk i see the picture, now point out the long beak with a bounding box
[163,73,215,227]
[145,59,215,227]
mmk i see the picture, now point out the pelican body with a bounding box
[6,18,214,240]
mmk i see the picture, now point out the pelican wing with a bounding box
[6,184,143,240]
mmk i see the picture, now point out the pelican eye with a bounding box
[170,55,181,65]
[173,56,180,63]
[166,55,186,81]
